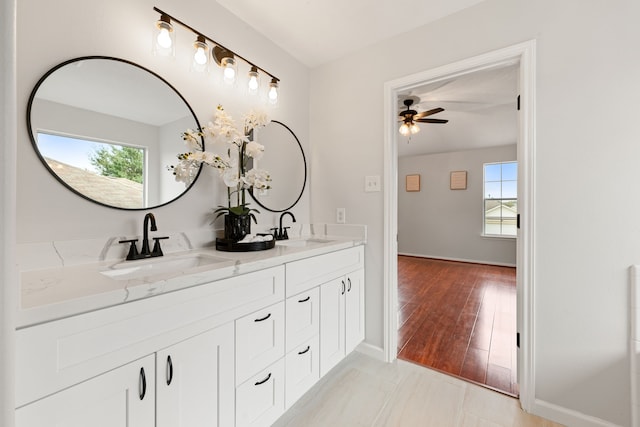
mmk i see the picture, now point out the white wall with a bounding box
[310,0,640,425]
[16,0,310,245]
[1,1,17,425]
[398,145,516,266]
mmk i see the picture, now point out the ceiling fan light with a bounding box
[399,123,410,136]
[410,123,420,134]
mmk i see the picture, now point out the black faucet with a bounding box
[119,213,168,260]
[275,211,296,240]
[141,213,157,256]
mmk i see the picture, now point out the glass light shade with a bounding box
[268,79,279,105]
[247,66,260,95]
[410,123,420,134]
[399,123,410,136]
[222,57,237,85]
[192,36,209,72]
[153,15,175,56]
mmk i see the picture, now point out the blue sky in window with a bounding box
[37,133,118,173]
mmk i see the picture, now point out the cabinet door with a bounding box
[285,335,320,409]
[236,358,285,427]
[16,355,155,427]
[320,277,346,376]
[345,268,365,354]
[286,287,320,352]
[156,323,234,427]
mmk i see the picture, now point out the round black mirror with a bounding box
[27,56,203,210]
[249,120,306,212]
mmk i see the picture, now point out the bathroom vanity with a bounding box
[15,232,365,427]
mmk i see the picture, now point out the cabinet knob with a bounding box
[341,280,345,295]
[254,372,272,386]
[347,277,352,292]
[166,355,174,386]
[139,367,147,400]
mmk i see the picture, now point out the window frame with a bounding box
[482,160,518,238]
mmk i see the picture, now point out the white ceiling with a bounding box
[215,0,488,68]
[216,0,517,158]
[397,64,519,157]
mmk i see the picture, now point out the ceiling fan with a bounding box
[398,97,448,136]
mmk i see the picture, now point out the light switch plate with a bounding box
[365,175,381,192]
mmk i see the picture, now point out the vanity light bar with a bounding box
[152,7,280,87]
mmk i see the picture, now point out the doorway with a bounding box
[395,63,519,395]
[382,40,536,410]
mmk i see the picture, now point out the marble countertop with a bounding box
[18,231,365,328]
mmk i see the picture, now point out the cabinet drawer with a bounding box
[285,335,320,409]
[285,246,364,296]
[16,266,284,407]
[236,358,285,427]
[236,301,285,384]
[285,287,319,352]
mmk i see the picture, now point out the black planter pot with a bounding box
[224,213,251,242]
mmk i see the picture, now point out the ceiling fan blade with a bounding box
[413,107,444,119]
[416,118,449,124]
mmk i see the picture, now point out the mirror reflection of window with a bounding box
[37,132,147,209]
[28,57,203,210]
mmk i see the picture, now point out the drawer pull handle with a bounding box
[298,296,310,303]
[347,277,352,292]
[254,373,272,386]
[139,367,147,400]
[298,346,311,355]
[254,313,272,322]
[166,355,173,386]
[341,280,345,295]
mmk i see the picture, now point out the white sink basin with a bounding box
[100,253,229,281]
[276,238,334,248]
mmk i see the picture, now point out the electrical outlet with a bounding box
[336,208,346,224]
[365,175,381,192]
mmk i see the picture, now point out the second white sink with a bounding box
[100,253,229,281]
[276,238,334,248]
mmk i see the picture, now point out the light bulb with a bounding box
[399,123,410,136]
[268,79,279,104]
[157,28,172,49]
[194,48,207,65]
[224,63,236,81]
[192,36,209,71]
[153,15,175,57]
[222,57,236,84]
[248,66,259,94]
[410,123,420,134]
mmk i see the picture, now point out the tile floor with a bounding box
[273,352,563,427]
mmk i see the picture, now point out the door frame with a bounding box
[382,40,536,411]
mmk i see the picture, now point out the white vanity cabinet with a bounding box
[16,266,284,427]
[156,323,235,427]
[16,355,155,427]
[284,287,321,408]
[319,268,365,376]
[285,246,365,378]
[16,243,366,427]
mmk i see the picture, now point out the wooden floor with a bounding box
[397,256,518,396]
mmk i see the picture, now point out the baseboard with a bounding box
[532,399,623,427]
[397,252,516,268]
[355,341,385,362]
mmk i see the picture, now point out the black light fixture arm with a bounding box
[153,7,280,83]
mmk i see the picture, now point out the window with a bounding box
[483,161,517,237]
